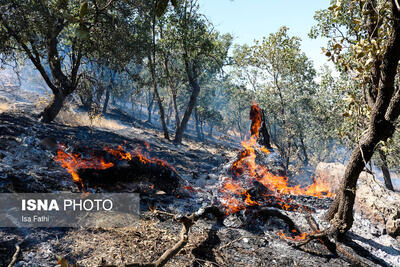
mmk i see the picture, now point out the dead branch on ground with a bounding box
[281,213,377,267]
[7,243,20,267]
[100,207,223,267]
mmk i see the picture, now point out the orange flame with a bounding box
[54,143,175,189]
[54,144,114,187]
[219,104,334,215]
[250,104,262,138]
[104,145,132,161]
[277,230,309,241]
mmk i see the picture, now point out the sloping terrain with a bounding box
[0,87,399,267]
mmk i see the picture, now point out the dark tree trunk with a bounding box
[131,94,135,119]
[237,119,243,140]
[40,29,81,122]
[299,133,309,166]
[41,91,66,123]
[258,109,273,150]
[194,108,202,140]
[0,16,82,123]
[152,80,170,139]
[379,150,394,191]
[174,61,201,144]
[147,95,154,123]
[326,3,400,236]
[325,117,396,235]
[147,13,169,140]
[166,99,172,126]
[200,121,204,140]
[160,26,181,131]
[102,89,110,115]
[111,95,116,106]
[103,71,115,115]
[79,94,92,110]
[172,92,180,130]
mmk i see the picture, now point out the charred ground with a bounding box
[0,88,399,267]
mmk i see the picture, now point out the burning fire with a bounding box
[277,230,309,241]
[219,104,334,216]
[54,144,114,188]
[54,142,174,189]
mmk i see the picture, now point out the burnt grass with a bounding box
[0,110,359,267]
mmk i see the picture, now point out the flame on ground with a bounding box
[54,143,174,188]
[277,230,309,241]
[54,144,114,188]
[219,103,334,216]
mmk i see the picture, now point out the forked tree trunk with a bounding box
[174,61,201,144]
[41,91,67,123]
[326,2,400,236]
[0,15,81,124]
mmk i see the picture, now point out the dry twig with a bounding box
[282,214,375,267]
[218,236,245,250]
[101,207,223,267]
[7,243,20,267]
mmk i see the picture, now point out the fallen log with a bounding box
[77,154,184,195]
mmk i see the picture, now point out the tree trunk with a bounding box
[237,119,243,140]
[299,133,309,166]
[40,30,80,123]
[208,123,214,138]
[147,99,154,123]
[174,61,201,144]
[379,150,394,191]
[325,117,395,236]
[194,108,202,140]
[172,91,180,130]
[200,121,204,140]
[326,2,400,234]
[79,94,92,110]
[148,14,169,140]
[151,76,170,139]
[258,110,273,150]
[41,91,66,123]
[131,94,136,119]
[166,99,172,126]
[102,88,110,115]
[103,71,115,115]
[160,26,181,131]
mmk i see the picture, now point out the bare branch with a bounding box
[0,15,58,93]
[7,243,20,267]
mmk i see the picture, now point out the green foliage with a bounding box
[231,27,326,167]
[311,0,400,170]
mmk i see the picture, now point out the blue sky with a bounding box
[199,0,332,70]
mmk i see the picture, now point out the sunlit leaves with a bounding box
[310,0,400,167]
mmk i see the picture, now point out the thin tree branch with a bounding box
[7,243,20,267]
[0,15,58,93]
